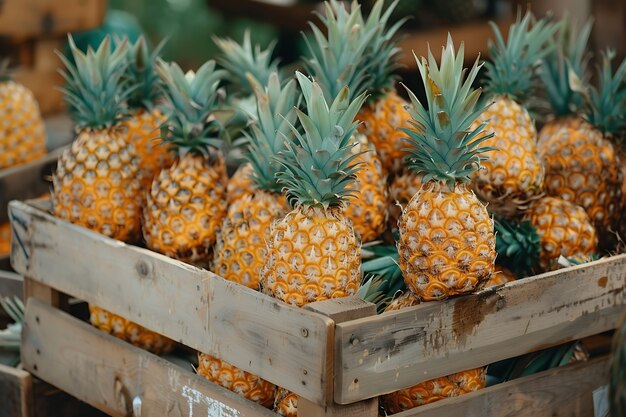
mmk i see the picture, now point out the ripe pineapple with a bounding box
[483,265,516,288]
[304,0,389,242]
[0,60,46,170]
[388,169,423,228]
[472,13,558,217]
[260,72,366,307]
[273,388,298,417]
[212,72,296,289]
[540,52,626,240]
[384,291,420,311]
[142,60,228,265]
[397,37,496,301]
[227,162,255,204]
[537,19,592,146]
[120,37,173,188]
[53,35,141,242]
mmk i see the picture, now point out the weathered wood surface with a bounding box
[0,147,65,223]
[0,363,31,417]
[335,255,626,403]
[22,299,275,417]
[0,0,106,37]
[11,201,334,405]
[405,356,610,417]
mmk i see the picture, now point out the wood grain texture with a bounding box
[10,201,333,405]
[402,356,610,417]
[0,363,32,417]
[22,299,276,417]
[0,0,106,37]
[335,255,626,403]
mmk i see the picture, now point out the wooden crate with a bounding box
[8,199,625,416]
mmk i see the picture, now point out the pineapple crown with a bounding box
[402,36,494,188]
[540,18,592,117]
[303,0,378,102]
[484,12,560,103]
[120,36,166,111]
[494,218,540,278]
[57,35,133,129]
[245,72,299,193]
[213,30,279,97]
[359,243,405,313]
[156,59,227,158]
[275,72,366,209]
[579,50,626,137]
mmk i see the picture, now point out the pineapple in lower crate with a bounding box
[142,60,228,265]
[471,13,558,218]
[273,388,298,417]
[397,37,496,301]
[260,72,366,307]
[0,60,46,170]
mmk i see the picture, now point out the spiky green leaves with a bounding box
[540,18,592,117]
[213,30,279,97]
[494,219,540,278]
[484,12,559,103]
[122,36,166,111]
[402,36,494,188]
[276,72,366,209]
[156,60,227,158]
[359,244,405,313]
[245,72,299,193]
[58,35,132,129]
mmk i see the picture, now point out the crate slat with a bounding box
[404,356,609,417]
[22,298,276,417]
[0,363,32,417]
[335,256,626,403]
[10,201,334,405]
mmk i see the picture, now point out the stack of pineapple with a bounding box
[45,0,626,414]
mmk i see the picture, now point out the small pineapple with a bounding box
[397,37,496,301]
[472,13,558,217]
[384,291,420,311]
[142,60,228,265]
[120,37,173,188]
[0,60,46,169]
[273,388,298,417]
[483,265,517,288]
[260,72,366,307]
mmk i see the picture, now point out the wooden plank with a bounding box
[0,147,65,223]
[335,255,626,403]
[31,378,109,417]
[0,0,106,37]
[402,356,609,417]
[22,299,276,417]
[0,363,32,417]
[10,201,334,405]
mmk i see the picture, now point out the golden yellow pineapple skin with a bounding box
[260,206,361,307]
[227,162,256,204]
[524,196,597,272]
[398,182,496,301]
[483,265,516,288]
[143,153,228,264]
[273,388,298,417]
[472,96,544,217]
[212,191,287,289]
[344,136,388,243]
[197,353,277,408]
[539,122,621,235]
[389,169,423,228]
[358,90,412,175]
[53,129,142,242]
[0,222,10,255]
[537,116,584,148]
[122,108,173,187]
[89,306,175,355]
[384,291,421,311]
[0,81,46,169]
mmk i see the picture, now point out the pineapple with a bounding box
[472,13,558,217]
[120,37,173,188]
[304,0,389,242]
[0,60,46,170]
[273,388,298,417]
[227,162,255,204]
[540,51,626,240]
[397,37,496,301]
[260,72,366,307]
[53,35,141,243]
[142,60,228,265]
[388,169,424,228]
[538,19,592,146]
[384,291,420,311]
[483,265,516,288]
[212,72,296,289]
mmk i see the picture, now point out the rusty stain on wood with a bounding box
[598,276,608,288]
[451,290,504,347]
